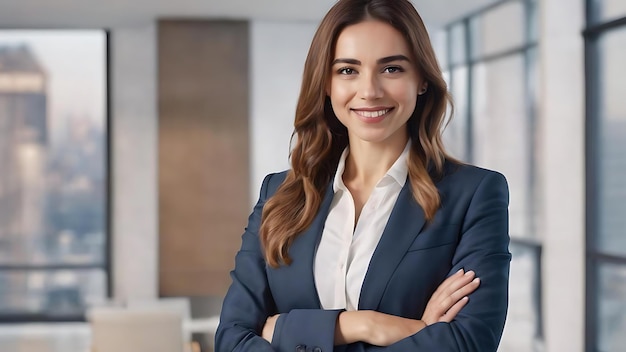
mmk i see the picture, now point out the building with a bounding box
[0,45,48,313]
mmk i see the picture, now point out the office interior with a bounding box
[0,0,624,351]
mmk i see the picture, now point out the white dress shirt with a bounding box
[313,142,410,311]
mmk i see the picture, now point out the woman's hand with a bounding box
[361,311,426,346]
[335,310,424,346]
[261,314,280,343]
[421,269,480,325]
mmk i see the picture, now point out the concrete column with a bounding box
[111,23,158,301]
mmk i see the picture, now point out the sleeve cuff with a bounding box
[271,309,343,352]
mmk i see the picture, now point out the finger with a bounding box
[453,277,481,300]
[442,271,476,297]
[433,269,466,296]
[425,271,478,322]
[436,277,480,313]
[444,277,480,308]
[432,271,474,304]
[439,296,469,323]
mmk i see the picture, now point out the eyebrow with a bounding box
[331,55,411,66]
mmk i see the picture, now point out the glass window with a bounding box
[433,29,449,69]
[470,1,526,60]
[528,1,539,43]
[500,243,542,352]
[597,27,626,257]
[0,269,106,316]
[449,23,466,66]
[471,54,530,238]
[443,66,469,161]
[446,2,540,350]
[598,263,626,351]
[591,0,626,24]
[0,30,108,320]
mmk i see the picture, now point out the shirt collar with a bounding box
[332,140,411,192]
[386,140,411,187]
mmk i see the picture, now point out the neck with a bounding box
[343,137,408,188]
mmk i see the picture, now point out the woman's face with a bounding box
[328,20,425,148]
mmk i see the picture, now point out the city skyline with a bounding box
[0,30,106,143]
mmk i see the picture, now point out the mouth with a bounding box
[351,107,394,118]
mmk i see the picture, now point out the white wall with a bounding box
[249,21,317,202]
[539,0,586,350]
[110,23,158,301]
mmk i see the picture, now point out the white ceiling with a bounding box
[0,0,498,28]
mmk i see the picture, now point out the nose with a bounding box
[358,74,383,100]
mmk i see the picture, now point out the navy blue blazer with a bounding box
[215,162,511,352]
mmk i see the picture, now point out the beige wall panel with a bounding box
[158,20,249,296]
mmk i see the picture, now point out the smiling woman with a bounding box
[215,1,511,351]
[329,20,422,149]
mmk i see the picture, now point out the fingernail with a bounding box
[464,270,474,276]
[473,278,480,283]
[457,269,464,274]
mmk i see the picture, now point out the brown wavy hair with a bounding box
[260,0,456,267]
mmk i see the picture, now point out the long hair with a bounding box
[260,0,455,267]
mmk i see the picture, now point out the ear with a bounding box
[419,82,428,95]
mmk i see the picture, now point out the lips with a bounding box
[351,107,394,118]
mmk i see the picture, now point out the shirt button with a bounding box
[313,347,322,352]
[295,344,306,352]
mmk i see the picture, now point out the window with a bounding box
[585,4,626,350]
[442,1,542,350]
[0,30,109,321]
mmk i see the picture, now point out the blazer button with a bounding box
[295,344,306,352]
[313,347,322,352]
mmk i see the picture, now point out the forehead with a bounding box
[334,20,411,60]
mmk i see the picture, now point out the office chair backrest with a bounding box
[89,308,184,352]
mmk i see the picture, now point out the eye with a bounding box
[338,67,356,75]
[383,66,404,74]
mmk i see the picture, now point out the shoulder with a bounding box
[439,160,508,198]
[443,161,507,183]
[259,170,289,199]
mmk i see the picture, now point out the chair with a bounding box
[126,297,192,320]
[126,297,194,342]
[88,308,200,352]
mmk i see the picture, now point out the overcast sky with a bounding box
[0,30,106,138]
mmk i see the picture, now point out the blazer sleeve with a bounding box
[214,173,278,352]
[342,171,511,352]
[214,173,343,352]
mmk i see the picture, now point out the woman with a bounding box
[215,0,510,351]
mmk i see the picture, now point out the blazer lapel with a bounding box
[358,181,426,310]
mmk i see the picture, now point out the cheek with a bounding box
[388,83,418,107]
[329,83,354,110]
[329,81,350,99]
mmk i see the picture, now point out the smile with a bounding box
[352,108,393,118]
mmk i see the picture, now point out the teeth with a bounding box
[355,109,390,118]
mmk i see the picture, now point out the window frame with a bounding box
[584,3,626,349]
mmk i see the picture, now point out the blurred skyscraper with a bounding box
[0,45,48,312]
